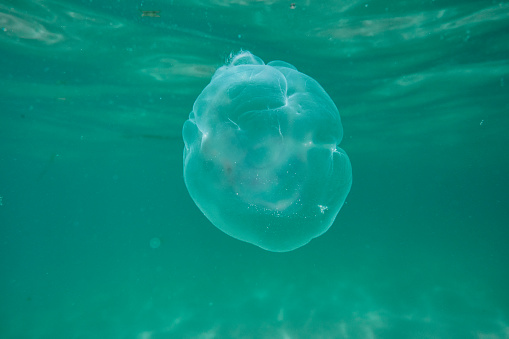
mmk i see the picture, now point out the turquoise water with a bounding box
[1,0,508,338]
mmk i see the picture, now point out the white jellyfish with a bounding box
[182,51,352,252]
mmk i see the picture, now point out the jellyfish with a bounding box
[182,51,352,252]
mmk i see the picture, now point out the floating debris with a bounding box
[140,10,161,17]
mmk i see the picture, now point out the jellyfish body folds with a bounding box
[182,51,352,252]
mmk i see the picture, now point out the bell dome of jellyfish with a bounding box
[182,51,352,252]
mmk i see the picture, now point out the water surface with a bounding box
[1,0,508,337]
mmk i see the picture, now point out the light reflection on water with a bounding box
[1,0,508,337]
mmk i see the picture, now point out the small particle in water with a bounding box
[0,196,3,206]
[149,237,161,249]
[290,3,296,9]
[140,10,160,17]
[480,120,484,126]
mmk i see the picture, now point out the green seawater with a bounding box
[0,0,508,338]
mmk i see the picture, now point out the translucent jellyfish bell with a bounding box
[182,51,352,252]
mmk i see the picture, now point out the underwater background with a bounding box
[1,0,508,338]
